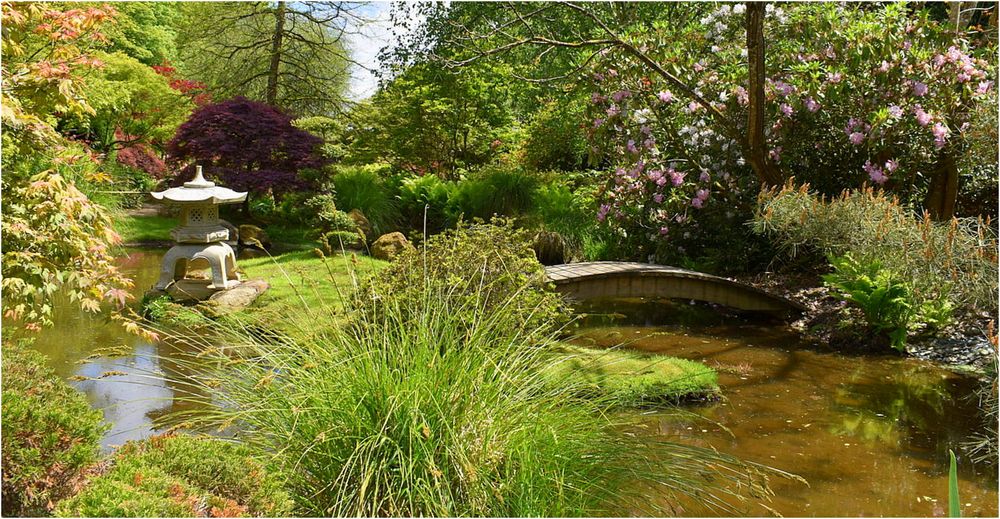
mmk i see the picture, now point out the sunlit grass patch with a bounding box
[547,343,719,407]
[116,215,175,244]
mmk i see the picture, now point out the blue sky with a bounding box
[345,1,424,101]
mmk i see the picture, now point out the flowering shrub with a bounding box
[585,2,996,248]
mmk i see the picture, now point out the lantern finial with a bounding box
[184,165,215,188]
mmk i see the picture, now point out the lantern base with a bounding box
[155,242,240,292]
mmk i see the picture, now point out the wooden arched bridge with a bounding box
[544,262,804,318]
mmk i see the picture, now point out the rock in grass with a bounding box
[370,232,414,260]
[238,224,271,250]
[208,279,269,312]
[347,209,373,243]
[220,219,239,245]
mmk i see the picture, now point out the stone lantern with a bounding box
[151,166,247,299]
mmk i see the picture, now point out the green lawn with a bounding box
[546,343,719,407]
[236,250,385,321]
[117,215,176,244]
[117,215,321,250]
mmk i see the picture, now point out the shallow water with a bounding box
[21,250,208,451]
[575,299,999,517]
[15,253,999,516]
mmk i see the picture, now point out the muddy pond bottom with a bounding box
[574,299,998,517]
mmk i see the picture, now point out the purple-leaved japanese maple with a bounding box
[167,97,327,208]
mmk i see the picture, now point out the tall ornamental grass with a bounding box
[150,222,794,516]
[754,182,998,311]
[156,289,787,516]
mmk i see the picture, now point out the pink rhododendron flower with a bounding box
[611,90,631,102]
[607,68,618,77]
[597,204,610,221]
[658,90,674,103]
[591,92,606,104]
[606,105,620,117]
[849,132,865,145]
[805,97,820,112]
[691,197,704,209]
[693,61,705,72]
[627,139,638,154]
[687,101,701,113]
[643,138,656,149]
[884,159,898,173]
[640,125,652,135]
[668,169,685,186]
[780,103,793,117]
[826,72,843,83]
[902,40,912,50]
[653,193,665,204]
[769,146,782,162]
[933,54,947,67]
[977,81,993,94]
[911,81,928,96]
[696,189,709,201]
[734,86,749,106]
[888,104,903,118]
[699,170,711,182]
[593,118,604,128]
[913,106,931,126]
[957,73,971,83]
[864,160,888,184]
[878,60,892,73]
[659,226,669,235]
[932,122,949,148]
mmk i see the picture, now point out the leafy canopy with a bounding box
[166,96,328,196]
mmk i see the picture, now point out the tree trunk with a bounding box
[924,148,959,220]
[266,2,286,106]
[745,2,783,188]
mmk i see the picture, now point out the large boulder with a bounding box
[208,279,269,312]
[220,219,239,247]
[370,232,414,261]
[239,224,271,250]
[347,209,373,243]
[532,231,567,266]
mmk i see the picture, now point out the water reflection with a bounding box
[15,250,211,451]
[575,298,998,517]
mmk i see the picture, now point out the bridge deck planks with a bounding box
[543,261,804,317]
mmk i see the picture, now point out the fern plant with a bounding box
[822,254,914,351]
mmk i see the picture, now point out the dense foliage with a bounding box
[55,435,293,517]
[1,2,135,327]
[173,1,353,116]
[356,219,570,340]
[166,97,327,202]
[2,339,107,516]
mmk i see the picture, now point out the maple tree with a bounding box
[166,96,328,209]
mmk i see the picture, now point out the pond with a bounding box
[574,300,998,517]
[18,251,999,516]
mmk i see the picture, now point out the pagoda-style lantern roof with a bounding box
[151,166,247,205]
